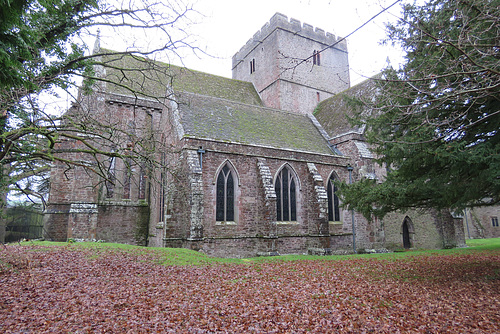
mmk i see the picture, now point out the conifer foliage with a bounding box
[340,0,500,218]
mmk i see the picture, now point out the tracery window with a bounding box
[275,166,297,221]
[327,174,340,221]
[216,164,235,221]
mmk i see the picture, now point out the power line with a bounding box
[322,0,402,54]
[283,0,402,73]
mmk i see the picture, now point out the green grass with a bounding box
[464,238,500,251]
[14,240,242,266]
[13,237,500,266]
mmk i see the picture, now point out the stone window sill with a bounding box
[329,221,343,225]
[275,221,300,225]
[215,221,237,226]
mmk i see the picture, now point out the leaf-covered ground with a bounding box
[1,243,499,333]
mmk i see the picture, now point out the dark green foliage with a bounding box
[339,0,500,218]
[0,0,97,95]
[0,0,100,203]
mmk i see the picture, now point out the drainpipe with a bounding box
[347,164,356,253]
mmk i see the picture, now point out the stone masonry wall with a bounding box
[97,203,149,245]
[332,133,465,250]
[383,210,445,250]
[467,206,500,239]
[45,92,161,244]
[232,12,349,114]
[163,137,364,258]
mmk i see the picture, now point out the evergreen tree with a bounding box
[339,0,499,218]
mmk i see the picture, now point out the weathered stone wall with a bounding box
[330,132,468,251]
[178,235,354,259]
[43,204,71,241]
[97,203,149,245]
[466,206,500,239]
[47,141,99,204]
[158,135,373,258]
[383,210,445,250]
[330,135,386,250]
[44,92,159,244]
[67,203,99,241]
[232,12,349,114]
[44,202,148,245]
[161,149,197,248]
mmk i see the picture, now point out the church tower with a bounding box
[232,13,350,114]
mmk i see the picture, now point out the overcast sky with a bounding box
[179,0,405,85]
[47,0,405,113]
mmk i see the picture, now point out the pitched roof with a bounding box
[313,76,379,137]
[177,93,334,155]
[95,49,334,155]
[98,50,262,106]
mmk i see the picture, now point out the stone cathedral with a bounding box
[44,13,467,257]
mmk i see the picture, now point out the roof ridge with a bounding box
[99,47,257,85]
[178,91,312,118]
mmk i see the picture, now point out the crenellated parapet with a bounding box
[232,12,347,68]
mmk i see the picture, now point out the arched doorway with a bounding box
[402,217,413,249]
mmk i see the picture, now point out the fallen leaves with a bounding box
[0,244,499,333]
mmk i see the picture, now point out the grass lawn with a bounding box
[12,237,500,266]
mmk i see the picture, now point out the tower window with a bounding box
[492,217,499,227]
[313,50,320,66]
[250,58,256,74]
[123,158,131,199]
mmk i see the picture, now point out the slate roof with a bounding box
[96,49,334,155]
[99,50,262,106]
[313,76,379,137]
[177,93,334,155]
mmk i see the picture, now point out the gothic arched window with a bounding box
[216,164,235,221]
[327,174,340,222]
[275,166,297,221]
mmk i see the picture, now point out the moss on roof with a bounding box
[98,49,262,106]
[178,93,333,155]
[94,50,333,155]
[314,76,379,137]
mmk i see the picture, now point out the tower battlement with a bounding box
[232,12,347,68]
